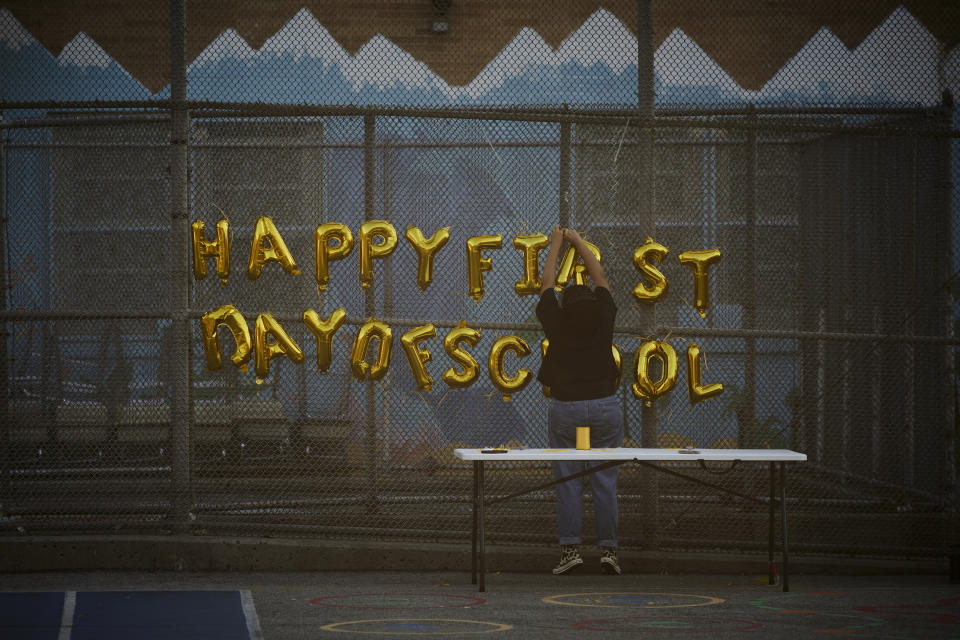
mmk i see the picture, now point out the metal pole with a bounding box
[937,95,956,510]
[168,0,193,530]
[471,460,478,584]
[768,462,776,584]
[779,462,790,591]
[382,139,394,472]
[743,106,758,448]
[637,0,659,547]
[478,460,486,592]
[0,113,8,515]
[363,113,378,514]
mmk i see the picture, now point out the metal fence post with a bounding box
[169,0,193,530]
[637,0,659,547]
[0,113,8,516]
[559,119,570,229]
[936,94,956,505]
[383,138,394,471]
[364,112,379,514]
[743,107,758,448]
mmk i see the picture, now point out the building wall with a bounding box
[3,0,960,94]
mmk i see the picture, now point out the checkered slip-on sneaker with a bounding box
[552,545,584,575]
[600,547,621,575]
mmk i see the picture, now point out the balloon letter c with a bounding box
[488,335,532,401]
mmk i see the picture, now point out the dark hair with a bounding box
[560,285,600,335]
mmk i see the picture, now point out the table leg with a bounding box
[780,461,790,592]
[478,460,486,592]
[471,460,478,585]
[768,462,776,585]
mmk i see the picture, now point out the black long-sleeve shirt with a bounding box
[535,286,618,401]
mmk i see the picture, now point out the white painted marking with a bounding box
[58,591,76,640]
[241,590,264,640]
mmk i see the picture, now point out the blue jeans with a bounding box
[547,395,624,547]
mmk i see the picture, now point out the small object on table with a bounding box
[481,449,509,454]
[575,426,591,450]
[679,448,701,454]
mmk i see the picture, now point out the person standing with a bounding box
[536,225,623,575]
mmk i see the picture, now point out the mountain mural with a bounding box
[0,5,949,108]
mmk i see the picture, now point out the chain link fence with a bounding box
[1,0,958,560]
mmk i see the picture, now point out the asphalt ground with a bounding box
[1,568,958,639]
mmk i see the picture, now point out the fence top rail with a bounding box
[2,101,951,137]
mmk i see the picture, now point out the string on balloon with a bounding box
[480,121,531,239]
[604,117,631,227]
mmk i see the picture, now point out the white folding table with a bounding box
[454,447,807,592]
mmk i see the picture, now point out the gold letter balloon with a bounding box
[539,338,551,397]
[314,223,354,291]
[632,340,678,406]
[254,312,305,381]
[557,239,601,286]
[488,335,532,401]
[350,318,393,381]
[466,234,503,301]
[443,321,481,388]
[302,307,346,373]
[405,226,450,291]
[632,236,669,303]
[247,216,301,280]
[678,248,722,318]
[401,324,437,391]
[512,233,548,296]
[686,342,723,404]
[359,221,398,289]
[200,304,252,372]
[191,218,230,286]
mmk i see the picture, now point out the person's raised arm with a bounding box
[540,224,564,293]
[565,229,610,291]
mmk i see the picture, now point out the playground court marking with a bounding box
[542,592,724,609]
[318,618,512,634]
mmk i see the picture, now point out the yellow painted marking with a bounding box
[542,592,724,609]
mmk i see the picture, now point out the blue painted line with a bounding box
[0,592,64,640]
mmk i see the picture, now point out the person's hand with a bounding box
[564,228,583,245]
[549,224,564,246]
